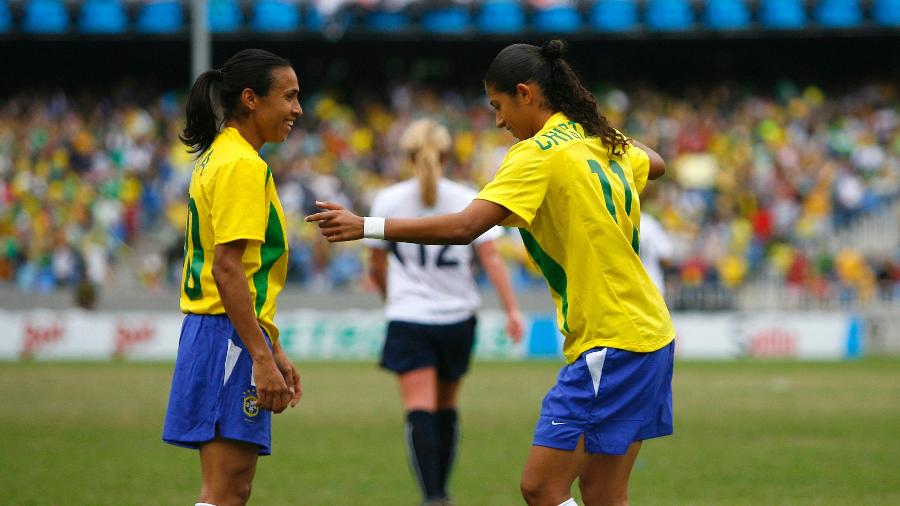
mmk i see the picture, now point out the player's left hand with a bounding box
[506,309,525,344]
[305,201,365,242]
[272,346,302,411]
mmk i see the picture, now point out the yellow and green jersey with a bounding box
[477,112,674,362]
[179,127,289,342]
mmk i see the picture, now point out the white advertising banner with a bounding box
[0,309,861,361]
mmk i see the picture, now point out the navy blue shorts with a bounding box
[380,317,476,381]
[162,314,273,455]
[533,341,675,455]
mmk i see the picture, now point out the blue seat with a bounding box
[476,0,524,33]
[705,0,750,29]
[645,0,693,31]
[874,0,900,26]
[79,0,127,33]
[252,0,301,32]
[759,0,806,28]
[0,0,11,32]
[814,0,862,28]
[137,0,184,33]
[368,10,411,32]
[209,0,242,33]
[589,0,638,32]
[534,4,581,33]
[422,6,470,33]
[23,0,69,33]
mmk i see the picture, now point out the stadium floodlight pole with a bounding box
[190,0,212,82]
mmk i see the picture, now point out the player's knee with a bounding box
[235,481,252,505]
[520,476,553,505]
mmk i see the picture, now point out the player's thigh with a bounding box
[578,441,642,505]
[521,436,588,505]
[398,366,438,411]
[199,437,259,496]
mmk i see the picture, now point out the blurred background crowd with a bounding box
[3,78,899,308]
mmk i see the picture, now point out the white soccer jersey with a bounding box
[638,214,673,297]
[364,178,503,324]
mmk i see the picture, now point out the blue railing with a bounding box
[1,0,898,36]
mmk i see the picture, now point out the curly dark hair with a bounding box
[484,40,629,156]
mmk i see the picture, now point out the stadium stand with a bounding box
[2,79,898,310]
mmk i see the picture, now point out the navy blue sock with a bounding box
[436,408,459,497]
[406,410,442,501]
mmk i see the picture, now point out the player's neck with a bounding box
[528,110,554,138]
[224,119,264,152]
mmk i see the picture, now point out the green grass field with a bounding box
[1,359,899,505]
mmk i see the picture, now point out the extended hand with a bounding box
[305,201,365,242]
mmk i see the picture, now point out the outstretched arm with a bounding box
[306,199,512,245]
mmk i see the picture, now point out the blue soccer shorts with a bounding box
[533,341,674,455]
[162,313,273,455]
[380,316,476,380]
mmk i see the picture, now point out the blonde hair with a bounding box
[399,118,451,208]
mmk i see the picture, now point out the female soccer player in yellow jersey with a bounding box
[163,49,302,506]
[308,40,675,506]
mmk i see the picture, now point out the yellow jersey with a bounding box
[179,127,289,342]
[477,112,675,362]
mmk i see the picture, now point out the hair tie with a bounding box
[540,40,566,62]
[213,68,225,79]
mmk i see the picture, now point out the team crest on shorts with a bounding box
[242,389,259,418]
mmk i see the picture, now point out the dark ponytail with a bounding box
[484,40,629,156]
[180,49,292,155]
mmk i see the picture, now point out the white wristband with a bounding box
[363,217,386,239]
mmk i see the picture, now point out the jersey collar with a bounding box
[534,112,577,138]
[221,126,258,155]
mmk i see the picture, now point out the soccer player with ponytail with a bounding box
[365,118,524,506]
[309,40,675,505]
[163,49,302,506]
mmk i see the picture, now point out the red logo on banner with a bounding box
[748,328,797,358]
[113,322,156,358]
[21,321,65,358]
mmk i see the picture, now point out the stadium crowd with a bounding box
[2,80,899,306]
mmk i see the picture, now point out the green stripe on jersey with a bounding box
[631,227,640,255]
[609,160,632,215]
[253,203,286,316]
[588,160,617,223]
[519,229,571,333]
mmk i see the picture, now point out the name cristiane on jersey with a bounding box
[532,121,585,151]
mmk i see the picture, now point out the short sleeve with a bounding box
[210,159,268,245]
[476,141,549,228]
[626,142,651,195]
[362,188,389,250]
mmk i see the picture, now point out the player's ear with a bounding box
[241,88,257,111]
[516,83,530,103]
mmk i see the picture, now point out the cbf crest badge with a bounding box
[242,389,259,418]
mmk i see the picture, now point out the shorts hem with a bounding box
[532,437,580,452]
[163,434,271,456]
